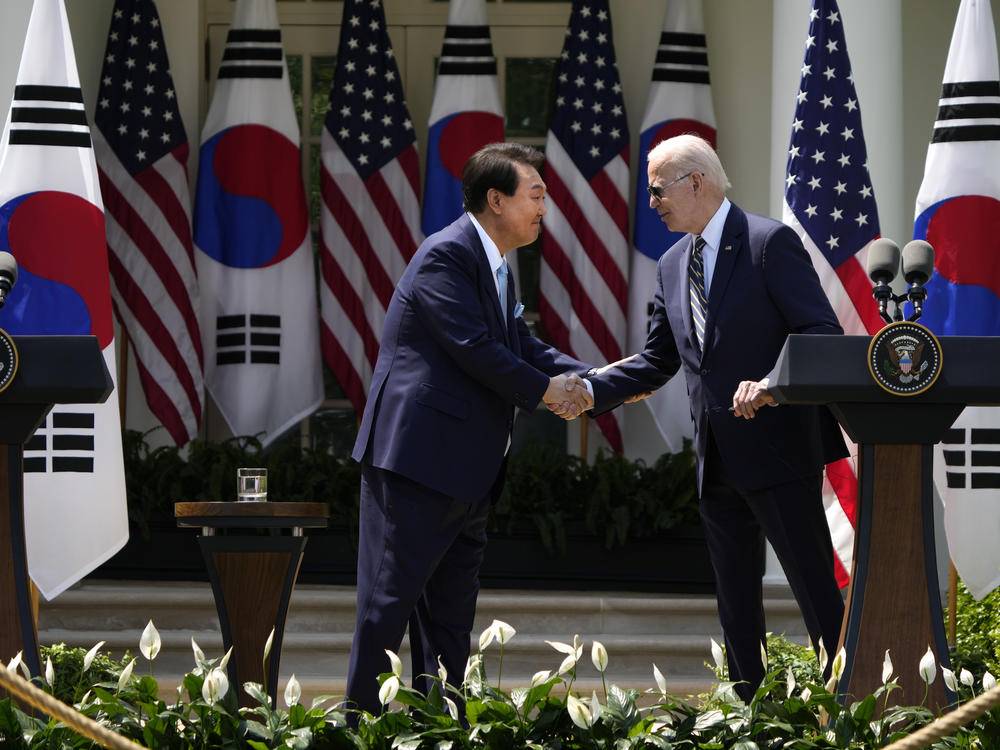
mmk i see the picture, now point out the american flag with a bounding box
[783,0,881,586]
[320,0,422,415]
[540,0,629,453]
[93,0,204,446]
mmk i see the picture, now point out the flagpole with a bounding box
[580,413,589,462]
[117,335,128,431]
[948,560,958,646]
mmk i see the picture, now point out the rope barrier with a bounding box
[0,665,145,750]
[883,682,1000,750]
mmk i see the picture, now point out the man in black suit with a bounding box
[586,134,847,702]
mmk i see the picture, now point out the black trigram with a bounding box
[941,427,1000,489]
[218,29,284,80]
[24,411,95,474]
[8,84,91,148]
[932,80,1000,144]
[216,313,281,366]
[652,31,710,85]
[437,25,497,76]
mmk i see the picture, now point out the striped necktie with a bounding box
[689,235,708,351]
[496,261,509,328]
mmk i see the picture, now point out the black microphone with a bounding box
[902,240,935,321]
[0,252,17,310]
[866,238,899,324]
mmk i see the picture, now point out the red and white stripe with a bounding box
[95,132,203,445]
[319,132,422,413]
[540,136,630,452]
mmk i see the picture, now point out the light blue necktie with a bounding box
[496,261,509,327]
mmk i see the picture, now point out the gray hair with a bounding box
[648,134,731,192]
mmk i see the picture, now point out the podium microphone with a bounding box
[0,252,17,310]
[866,238,900,324]
[902,240,935,321]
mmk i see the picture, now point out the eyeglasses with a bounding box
[646,171,695,200]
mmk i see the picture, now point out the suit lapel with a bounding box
[702,207,745,352]
[460,215,512,346]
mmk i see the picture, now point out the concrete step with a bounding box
[36,580,808,703]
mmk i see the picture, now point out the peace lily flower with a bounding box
[117,658,136,693]
[546,635,583,675]
[44,657,54,688]
[202,667,229,704]
[960,668,975,687]
[444,696,460,721]
[478,625,495,651]
[140,620,161,661]
[984,671,997,691]
[786,666,795,699]
[591,641,608,673]
[531,669,552,688]
[566,694,593,729]
[760,641,768,672]
[710,638,725,672]
[831,646,847,681]
[385,648,403,679]
[284,674,301,708]
[801,685,813,702]
[918,646,937,685]
[492,619,516,645]
[882,649,893,685]
[942,666,958,693]
[437,656,448,684]
[191,638,206,670]
[463,654,481,684]
[379,675,400,706]
[83,641,105,672]
[653,664,667,696]
[219,647,233,670]
[6,651,30,680]
[817,638,829,675]
[263,628,275,664]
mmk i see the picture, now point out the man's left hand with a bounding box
[732,379,775,419]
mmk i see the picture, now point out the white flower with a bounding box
[567,694,593,728]
[984,671,997,691]
[44,657,54,688]
[284,674,301,708]
[492,619,516,645]
[379,675,400,706]
[801,685,812,702]
[531,670,552,688]
[817,637,828,674]
[263,628,275,663]
[444,696,460,721]
[479,625,495,651]
[5,651,23,677]
[653,664,667,695]
[463,654,481,684]
[191,638,206,667]
[882,650,893,685]
[202,667,229,704]
[140,620,161,661]
[117,658,136,693]
[786,666,795,699]
[960,668,974,687]
[710,638,725,672]
[437,656,448,684]
[831,647,846,681]
[83,641,105,672]
[918,647,937,686]
[547,636,583,675]
[385,649,403,679]
[942,667,958,693]
[219,647,233,670]
[591,641,608,673]
[760,641,768,672]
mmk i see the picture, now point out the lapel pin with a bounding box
[724,244,732,251]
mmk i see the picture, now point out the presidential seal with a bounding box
[0,327,18,394]
[867,320,942,396]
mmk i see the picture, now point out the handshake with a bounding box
[542,373,593,420]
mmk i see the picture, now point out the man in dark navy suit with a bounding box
[346,142,593,716]
[586,134,848,702]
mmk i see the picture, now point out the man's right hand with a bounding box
[543,373,593,420]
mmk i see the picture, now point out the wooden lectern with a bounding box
[0,335,112,676]
[770,333,1000,711]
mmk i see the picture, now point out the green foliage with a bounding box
[40,643,133,706]
[123,430,699,555]
[950,578,1000,681]
[705,632,823,689]
[493,438,699,554]
[4,628,1000,748]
